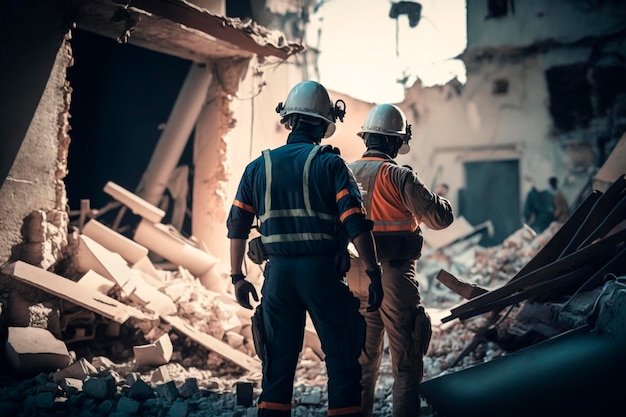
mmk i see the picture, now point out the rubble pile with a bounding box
[417,222,560,307]
[1,222,561,416]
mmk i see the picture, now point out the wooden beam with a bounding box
[1,261,151,323]
[444,228,626,322]
[162,315,261,372]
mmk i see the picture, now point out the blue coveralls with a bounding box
[227,132,373,417]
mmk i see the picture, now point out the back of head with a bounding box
[358,103,412,156]
[276,80,346,139]
[549,176,558,189]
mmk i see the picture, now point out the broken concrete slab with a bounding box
[82,219,149,265]
[2,261,151,323]
[76,235,177,315]
[134,333,174,367]
[103,181,165,224]
[53,357,98,383]
[77,269,116,295]
[162,315,261,372]
[5,326,71,375]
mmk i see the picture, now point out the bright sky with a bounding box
[306,0,467,103]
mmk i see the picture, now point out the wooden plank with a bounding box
[508,190,601,283]
[1,261,151,323]
[559,175,626,258]
[444,228,626,321]
[575,190,626,250]
[455,266,595,322]
[162,315,261,372]
[436,269,488,300]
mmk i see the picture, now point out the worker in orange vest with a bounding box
[346,103,454,417]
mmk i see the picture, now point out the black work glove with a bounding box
[365,265,384,312]
[231,274,259,310]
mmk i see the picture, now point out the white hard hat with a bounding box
[358,103,412,154]
[276,80,346,138]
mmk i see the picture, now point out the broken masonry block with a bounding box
[134,333,174,367]
[5,326,71,375]
[53,357,98,383]
[128,377,156,401]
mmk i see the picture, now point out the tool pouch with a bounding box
[251,304,267,362]
[334,250,351,275]
[247,236,268,265]
[413,306,432,356]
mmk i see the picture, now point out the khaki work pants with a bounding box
[346,258,429,417]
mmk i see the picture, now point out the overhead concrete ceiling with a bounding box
[73,0,305,62]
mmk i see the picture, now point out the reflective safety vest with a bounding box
[349,158,418,234]
[258,145,344,255]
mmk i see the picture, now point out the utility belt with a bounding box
[374,231,424,263]
[247,236,268,265]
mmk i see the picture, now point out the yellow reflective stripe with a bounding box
[328,405,364,416]
[336,188,349,201]
[257,401,292,411]
[340,207,364,222]
[233,199,254,213]
[263,232,335,243]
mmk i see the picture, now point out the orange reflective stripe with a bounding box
[339,207,364,222]
[328,405,364,416]
[336,188,349,202]
[233,199,254,213]
[257,401,292,411]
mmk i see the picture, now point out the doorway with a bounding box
[460,159,521,246]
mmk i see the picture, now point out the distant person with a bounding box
[433,182,449,197]
[346,103,454,417]
[548,176,569,223]
[524,179,555,234]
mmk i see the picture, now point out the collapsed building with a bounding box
[1,0,626,416]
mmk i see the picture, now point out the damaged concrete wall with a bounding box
[393,0,626,243]
[395,55,557,208]
[467,0,626,51]
[0,33,72,268]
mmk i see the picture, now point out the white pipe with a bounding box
[137,62,214,206]
[133,219,218,277]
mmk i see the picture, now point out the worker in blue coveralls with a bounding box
[226,80,384,417]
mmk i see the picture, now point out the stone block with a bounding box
[134,333,173,367]
[53,357,98,383]
[5,326,70,375]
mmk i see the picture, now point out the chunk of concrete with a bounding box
[53,357,98,383]
[133,333,173,367]
[5,326,71,375]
